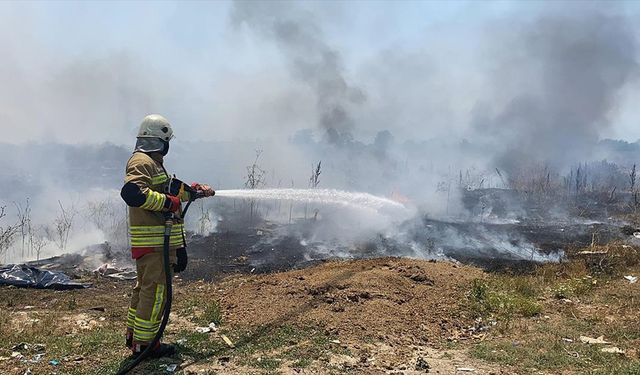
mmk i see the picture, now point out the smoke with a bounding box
[1,2,639,265]
[231,1,365,145]
[473,8,638,172]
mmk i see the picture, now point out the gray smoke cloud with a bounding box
[1,2,640,265]
[231,1,365,145]
[473,9,638,173]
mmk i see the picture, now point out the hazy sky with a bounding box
[1,0,639,145]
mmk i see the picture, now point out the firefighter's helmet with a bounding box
[137,114,174,141]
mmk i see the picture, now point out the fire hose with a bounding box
[116,183,207,375]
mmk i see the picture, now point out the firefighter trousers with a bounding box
[127,250,176,346]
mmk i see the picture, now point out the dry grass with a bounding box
[2,249,640,374]
[468,244,640,373]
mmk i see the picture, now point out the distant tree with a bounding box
[14,199,31,258]
[51,201,76,252]
[244,150,266,222]
[308,161,322,220]
[0,206,18,260]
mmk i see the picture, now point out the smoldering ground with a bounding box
[0,1,639,268]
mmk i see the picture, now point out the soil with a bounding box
[207,257,483,344]
[0,257,503,375]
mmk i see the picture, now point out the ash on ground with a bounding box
[182,188,636,281]
[30,188,639,282]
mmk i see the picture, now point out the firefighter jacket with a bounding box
[121,151,190,259]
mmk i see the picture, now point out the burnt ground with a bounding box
[178,188,637,282]
[181,218,630,282]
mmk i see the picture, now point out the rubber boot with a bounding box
[132,341,176,359]
[125,328,133,349]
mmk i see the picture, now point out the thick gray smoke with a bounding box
[231,1,365,145]
[473,9,638,173]
[1,2,639,265]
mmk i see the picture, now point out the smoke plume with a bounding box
[474,9,638,172]
[231,1,365,145]
[1,2,639,265]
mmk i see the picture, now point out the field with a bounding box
[2,241,640,374]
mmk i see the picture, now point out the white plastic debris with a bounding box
[93,264,137,280]
[601,347,625,354]
[11,351,23,360]
[634,232,640,239]
[456,368,476,372]
[624,275,638,284]
[195,326,211,334]
[29,353,45,363]
[208,322,218,331]
[579,335,610,344]
[562,338,574,343]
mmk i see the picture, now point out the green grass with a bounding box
[469,278,542,323]
[202,300,223,326]
[169,323,345,372]
[592,362,640,375]
[551,277,596,299]
[471,338,635,373]
[179,298,224,326]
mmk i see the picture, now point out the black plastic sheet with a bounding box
[0,264,90,290]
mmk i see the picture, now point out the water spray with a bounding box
[214,188,406,211]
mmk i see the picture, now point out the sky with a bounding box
[2,0,640,263]
[1,0,639,145]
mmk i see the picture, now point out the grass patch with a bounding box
[202,300,223,326]
[551,277,596,299]
[592,362,640,375]
[179,298,224,326]
[246,356,282,371]
[171,323,344,372]
[227,324,345,370]
[468,248,640,374]
[471,337,636,373]
[469,278,542,322]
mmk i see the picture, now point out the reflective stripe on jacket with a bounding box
[124,152,188,255]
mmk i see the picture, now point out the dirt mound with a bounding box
[208,257,484,346]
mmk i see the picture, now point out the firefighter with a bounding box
[120,114,214,357]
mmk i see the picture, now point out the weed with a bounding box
[551,277,596,299]
[202,300,223,325]
[292,357,312,368]
[469,278,542,322]
[67,293,78,310]
[247,356,282,370]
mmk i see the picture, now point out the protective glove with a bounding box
[174,247,188,273]
[191,183,215,197]
[163,194,181,212]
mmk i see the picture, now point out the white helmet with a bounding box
[137,114,174,141]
